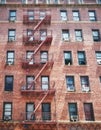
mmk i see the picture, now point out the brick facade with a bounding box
[0,0,101,130]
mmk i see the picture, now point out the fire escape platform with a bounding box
[21,89,55,96]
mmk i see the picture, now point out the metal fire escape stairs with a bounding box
[25,14,53,120]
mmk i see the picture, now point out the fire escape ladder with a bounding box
[31,91,49,117]
[33,15,47,32]
[28,62,48,90]
[28,38,48,63]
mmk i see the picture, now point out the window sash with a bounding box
[3,103,12,120]
[41,76,49,90]
[26,103,35,120]
[5,76,13,91]
[40,52,48,62]
[69,103,77,116]
[60,11,67,20]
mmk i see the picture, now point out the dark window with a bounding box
[99,76,101,83]
[84,103,94,121]
[9,10,16,21]
[28,10,34,21]
[3,102,12,121]
[62,30,69,41]
[78,51,86,65]
[73,10,80,21]
[6,51,14,65]
[75,29,83,42]
[40,51,48,63]
[92,30,100,42]
[66,76,75,91]
[5,76,13,91]
[60,10,67,21]
[54,0,58,4]
[64,51,72,65]
[26,76,34,90]
[68,103,78,122]
[26,103,35,120]
[41,76,49,90]
[88,11,96,21]
[42,103,51,120]
[80,76,90,92]
[26,51,34,64]
[96,51,101,65]
[8,29,16,42]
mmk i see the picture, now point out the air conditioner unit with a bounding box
[68,86,74,91]
[8,38,15,42]
[63,37,69,42]
[4,115,11,121]
[7,61,13,65]
[70,115,78,122]
[97,60,101,65]
[9,17,15,22]
[82,86,90,92]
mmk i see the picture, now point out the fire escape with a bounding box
[21,9,56,127]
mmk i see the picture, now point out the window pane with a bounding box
[64,52,72,65]
[60,10,67,20]
[84,103,94,121]
[42,103,51,120]
[78,51,86,65]
[41,76,49,90]
[41,52,48,63]
[5,76,13,91]
[66,76,75,91]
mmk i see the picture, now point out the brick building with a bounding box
[0,0,101,130]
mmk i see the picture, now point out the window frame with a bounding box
[9,10,16,21]
[26,51,34,64]
[60,10,67,21]
[40,51,48,63]
[88,10,96,21]
[75,29,83,42]
[42,103,51,120]
[26,103,35,120]
[95,51,101,65]
[84,103,95,121]
[8,29,16,42]
[26,76,34,90]
[92,29,100,42]
[66,76,75,91]
[41,76,49,90]
[3,102,12,121]
[68,103,78,121]
[78,51,86,65]
[5,75,14,91]
[80,76,90,92]
[6,51,15,65]
[62,30,70,41]
[72,10,80,21]
[64,51,72,65]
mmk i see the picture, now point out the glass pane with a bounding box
[64,52,71,59]
[9,31,15,36]
[8,52,14,58]
[5,104,11,109]
[27,104,34,112]
[10,11,16,17]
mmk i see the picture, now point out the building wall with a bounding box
[0,2,101,130]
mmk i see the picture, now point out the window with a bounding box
[26,76,34,90]
[88,11,96,21]
[6,51,15,65]
[28,10,34,21]
[42,103,51,120]
[60,10,67,21]
[54,0,58,4]
[22,0,27,4]
[26,103,35,120]
[84,103,94,121]
[8,29,16,42]
[64,51,72,65]
[68,103,78,122]
[40,51,48,63]
[5,76,13,91]
[92,30,100,42]
[73,10,80,21]
[40,11,46,20]
[66,76,75,91]
[0,0,6,4]
[99,76,101,83]
[26,51,34,64]
[75,29,83,42]
[3,102,12,121]
[9,10,16,21]
[40,30,47,41]
[62,30,69,41]
[97,0,101,4]
[78,51,86,65]
[95,51,101,65]
[41,76,49,90]
[80,76,90,92]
